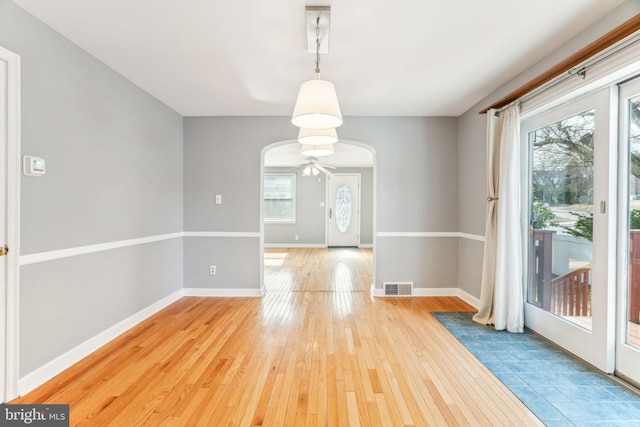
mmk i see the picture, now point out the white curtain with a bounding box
[473,103,524,333]
[472,109,499,326]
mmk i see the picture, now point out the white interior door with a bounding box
[0,51,7,404]
[0,45,20,403]
[327,174,360,247]
[522,88,615,372]
[616,77,640,386]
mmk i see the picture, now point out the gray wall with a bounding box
[183,236,259,290]
[377,238,458,288]
[263,167,374,246]
[456,107,487,298]
[20,240,182,374]
[1,1,184,376]
[183,117,293,291]
[264,167,327,245]
[455,0,640,300]
[184,116,458,291]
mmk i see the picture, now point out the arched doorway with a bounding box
[259,140,376,294]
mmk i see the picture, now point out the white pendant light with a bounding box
[292,8,343,130]
[300,144,335,157]
[292,80,342,129]
[298,127,338,145]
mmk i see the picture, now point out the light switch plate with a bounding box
[23,155,45,176]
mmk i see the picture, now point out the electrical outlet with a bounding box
[209,265,216,275]
[295,235,299,241]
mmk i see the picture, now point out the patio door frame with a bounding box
[522,87,617,373]
[616,76,640,385]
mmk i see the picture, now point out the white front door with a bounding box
[616,77,640,386]
[327,174,360,247]
[522,88,615,372]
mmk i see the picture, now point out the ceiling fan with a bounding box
[288,156,335,177]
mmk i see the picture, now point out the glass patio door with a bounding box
[522,88,615,372]
[616,77,640,385]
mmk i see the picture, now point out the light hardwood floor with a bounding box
[265,248,373,293]
[12,248,542,426]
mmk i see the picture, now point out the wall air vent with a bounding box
[383,282,413,296]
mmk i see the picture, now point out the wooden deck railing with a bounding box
[532,230,640,323]
[630,231,640,323]
[549,267,591,317]
[531,229,591,317]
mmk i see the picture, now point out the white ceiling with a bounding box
[11,0,628,167]
[12,0,627,118]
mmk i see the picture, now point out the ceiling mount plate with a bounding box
[305,6,331,54]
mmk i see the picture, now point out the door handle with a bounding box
[0,245,8,256]
[329,208,332,219]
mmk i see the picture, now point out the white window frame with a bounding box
[263,173,296,224]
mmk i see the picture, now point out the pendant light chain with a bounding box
[314,17,321,78]
[291,6,343,130]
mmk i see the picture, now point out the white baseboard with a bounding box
[372,286,456,297]
[264,244,327,248]
[183,288,263,297]
[359,244,373,248]
[371,285,480,309]
[376,231,485,242]
[18,289,184,396]
[415,287,457,297]
[456,289,480,309]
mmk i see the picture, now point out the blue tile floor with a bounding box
[433,312,640,426]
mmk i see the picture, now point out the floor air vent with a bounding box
[383,282,413,296]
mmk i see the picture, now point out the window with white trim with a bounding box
[264,173,296,223]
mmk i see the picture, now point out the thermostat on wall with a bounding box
[23,155,46,176]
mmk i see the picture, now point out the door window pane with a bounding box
[529,110,594,330]
[335,184,352,233]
